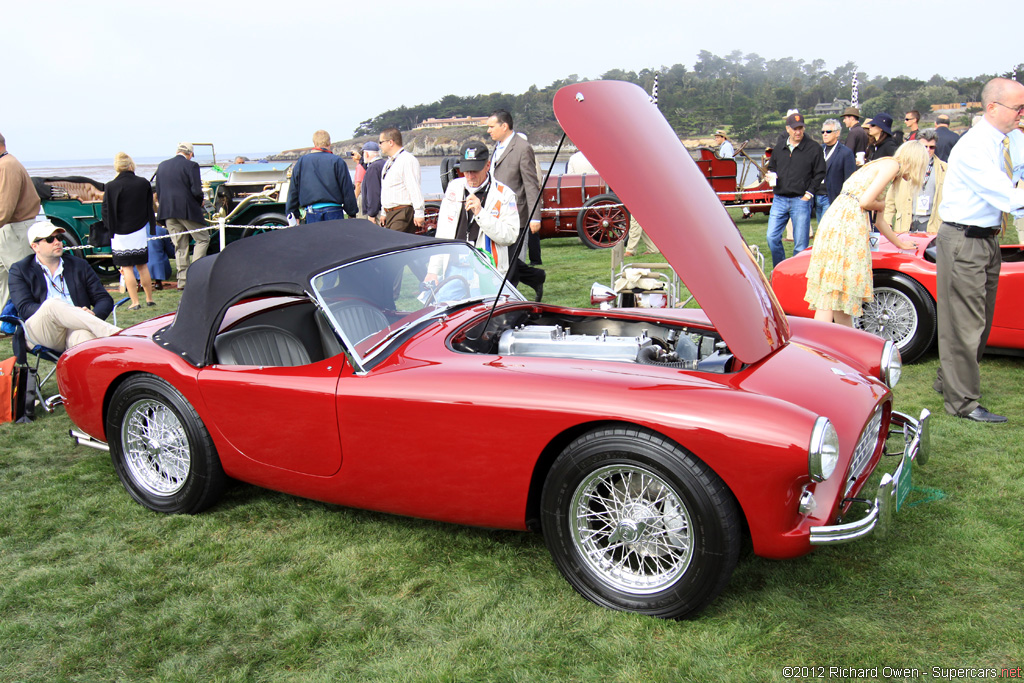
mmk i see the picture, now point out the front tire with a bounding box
[107,374,226,514]
[541,428,740,618]
[856,272,936,363]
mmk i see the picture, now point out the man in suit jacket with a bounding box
[9,222,117,352]
[934,115,960,163]
[819,119,856,215]
[155,142,209,288]
[487,109,546,300]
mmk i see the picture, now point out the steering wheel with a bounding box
[423,274,472,305]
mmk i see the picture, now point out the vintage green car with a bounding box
[34,144,292,272]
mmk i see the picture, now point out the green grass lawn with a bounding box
[2,216,1022,682]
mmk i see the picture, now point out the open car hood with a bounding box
[553,81,789,364]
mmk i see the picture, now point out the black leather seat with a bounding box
[329,301,389,344]
[214,325,311,366]
[315,310,343,358]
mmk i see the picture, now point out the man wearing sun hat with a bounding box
[8,221,118,352]
[842,106,869,163]
[713,130,734,159]
[428,141,520,280]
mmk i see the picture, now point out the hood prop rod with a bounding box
[467,133,567,341]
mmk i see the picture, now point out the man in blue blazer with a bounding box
[818,119,856,221]
[155,142,210,288]
[9,222,118,352]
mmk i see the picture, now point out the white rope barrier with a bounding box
[62,192,774,254]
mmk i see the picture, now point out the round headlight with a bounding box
[809,417,840,482]
[880,341,902,389]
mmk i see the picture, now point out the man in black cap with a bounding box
[428,141,521,281]
[934,115,960,163]
[842,106,869,164]
[765,112,825,268]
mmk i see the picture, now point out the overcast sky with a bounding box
[2,0,1010,163]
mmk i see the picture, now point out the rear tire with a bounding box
[107,374,226,514]
[541,427,740,618]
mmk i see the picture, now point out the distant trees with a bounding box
[353,52,1008,141]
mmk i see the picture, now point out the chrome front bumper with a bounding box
[809,409,930,546]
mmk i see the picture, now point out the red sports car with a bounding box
[770,232,1024,363]
[56,81,929,619]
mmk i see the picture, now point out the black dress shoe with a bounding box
[533,270,546,302]
[960,406,1007,423]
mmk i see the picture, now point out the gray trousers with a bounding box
[165,218,210,288]
[933,222,1001,416]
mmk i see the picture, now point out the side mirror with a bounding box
[590,283,617,307]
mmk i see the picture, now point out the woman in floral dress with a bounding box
[804,142,929,326]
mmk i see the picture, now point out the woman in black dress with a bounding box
[102,152,155,309]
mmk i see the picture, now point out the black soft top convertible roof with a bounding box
[154,220,447,366]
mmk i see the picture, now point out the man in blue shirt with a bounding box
[933,78,1024,423]
[285,130,357,223]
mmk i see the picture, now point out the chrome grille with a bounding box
[845,406,884,495]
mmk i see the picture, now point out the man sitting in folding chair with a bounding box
[8,221,119,357]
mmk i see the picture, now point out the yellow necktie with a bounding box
[1003,137,1013,233]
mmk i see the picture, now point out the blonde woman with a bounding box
[102,152,155,309]
[804,142,929,326]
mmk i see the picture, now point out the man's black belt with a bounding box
[943,221,1000,238]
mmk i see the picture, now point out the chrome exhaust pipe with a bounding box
[69,429,109,452]
[42,394,64,413]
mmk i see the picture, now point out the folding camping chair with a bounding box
[1,297,130,414]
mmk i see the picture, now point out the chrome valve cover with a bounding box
[498,325,652,363]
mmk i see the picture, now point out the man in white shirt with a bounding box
[377,127,425,233]
[714,130,734,159]
[933,77,1024,423]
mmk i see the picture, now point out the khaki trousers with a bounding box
[624,216,659,255]
[165,218,210,288]
[933,223,1001,416]
[23,299,120,353]
[0,218,35,306]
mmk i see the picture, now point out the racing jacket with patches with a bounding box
[431,176,520,275]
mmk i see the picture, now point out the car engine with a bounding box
[495,322,734,373]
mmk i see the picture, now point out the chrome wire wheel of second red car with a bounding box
[571,464,695,593]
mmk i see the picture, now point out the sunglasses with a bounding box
[821,129,835,134]
[904,117,915,121]
[33,235,61,244]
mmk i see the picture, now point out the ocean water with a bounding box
[24,154,576,197]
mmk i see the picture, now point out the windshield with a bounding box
[312,242,523,368]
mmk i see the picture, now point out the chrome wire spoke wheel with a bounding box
[121,398,191,497]
[570,464,693,594]
[857,287,918,348]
